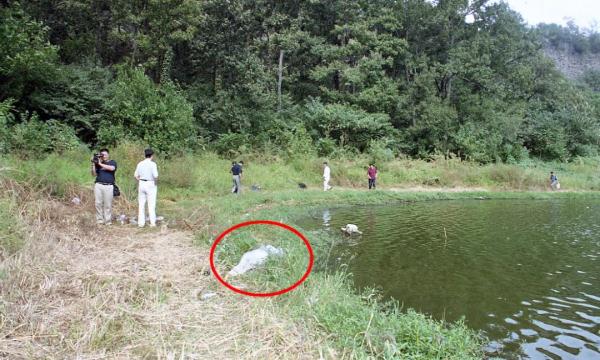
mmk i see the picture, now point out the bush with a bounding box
[278,125,316,158]
[211,133,250,156]
[316,138,337,157]
[367,139,395,164]
[105,67,198,154]
[0,99,15,153]
[6,114,81,157]
[96,124,132,148]
[9,115,52,157]
[46,120,81,153]
[304,100,396,151]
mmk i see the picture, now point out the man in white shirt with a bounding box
[134,148,159,227]
[323,161,332,191]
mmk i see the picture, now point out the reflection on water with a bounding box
[298,199,600,359]
[322,209,331,228]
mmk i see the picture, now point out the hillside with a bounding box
[544,46,600,80]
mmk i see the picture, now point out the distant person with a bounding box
[134,148,159,228]
[549,171,559,191]
[91,148,117,225]
[231,160,243,194]
[323,161,332,191]
[368,164,377,189]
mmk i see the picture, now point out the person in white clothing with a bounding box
[134,148,159,227]
[323,161,332,191]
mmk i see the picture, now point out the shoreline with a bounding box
[2,152,600,358]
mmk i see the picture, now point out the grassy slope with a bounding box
[2,147,600,358]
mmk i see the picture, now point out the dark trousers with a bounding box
[368,178,376,189]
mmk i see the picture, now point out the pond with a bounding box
[298,199,600,359]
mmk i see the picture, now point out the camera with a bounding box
[92,153,101,164]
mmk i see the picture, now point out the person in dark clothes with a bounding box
[91,148,117,225]
[231,161,243,194]
[550,171,559,191]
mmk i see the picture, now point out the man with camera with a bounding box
[91,148,117,225]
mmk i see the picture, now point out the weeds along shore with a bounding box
[1,147,599,358]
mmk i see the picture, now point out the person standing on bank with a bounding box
[134,148,159,228]
[368,164,377,190]
[231,160,243,194]
[549,171,559,191]
[91,148,117,225]
[323,161,332,191]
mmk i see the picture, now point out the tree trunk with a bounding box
[277,49,284,112]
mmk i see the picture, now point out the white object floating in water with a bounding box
[341,224,362,235]
[227,245,284,276]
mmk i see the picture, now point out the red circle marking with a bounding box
[209,220,314,297]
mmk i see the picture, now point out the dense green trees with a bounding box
[1,0,599,161]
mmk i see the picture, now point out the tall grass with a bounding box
[0,196,23,259]
[2,145,599,202]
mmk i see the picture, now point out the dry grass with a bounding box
[0,182,330,359]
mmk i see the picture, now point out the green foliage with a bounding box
[0,4,59,102]
[46,120,83,153]
[28,64,114,143]
[316,138,337,157]
[268,124,317,158]
[9,116,52,156]
[537,22,600,55]
[0,99,15,153]
[579,69,600,91]
[6,114,80,158]
[305,100,396,151]
[211,133,251,156]
[4,0,600,162]
[104,67,197,154]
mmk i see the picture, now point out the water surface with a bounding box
[298,199,600,359]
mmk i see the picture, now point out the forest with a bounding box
[1,0,599,162]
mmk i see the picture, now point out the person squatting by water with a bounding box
[134,148,159,227]
[91,148,117,225]
[231,160,243,194]
[550,171,559,191]
[323,161,332,191]
[368,164,377,189]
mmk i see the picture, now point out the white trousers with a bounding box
[323,177,331,191]
[138,181,157,227]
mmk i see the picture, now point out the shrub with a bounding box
[280,125,316,158]
[0,99,15,153]
[46,120,81,153]
[9,114,52,157]
[367,139,395,164]
[316,138,336,157]
[212,133,250,156]
[105,67,198,154]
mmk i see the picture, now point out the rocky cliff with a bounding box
[543,46,600,80]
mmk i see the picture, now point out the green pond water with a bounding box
[298,199,600,359]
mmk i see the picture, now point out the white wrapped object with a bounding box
[227,245,284,276]
[200,292,217,300]
[341,224,363,235]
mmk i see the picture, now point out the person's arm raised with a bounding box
[98,161,116,172]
